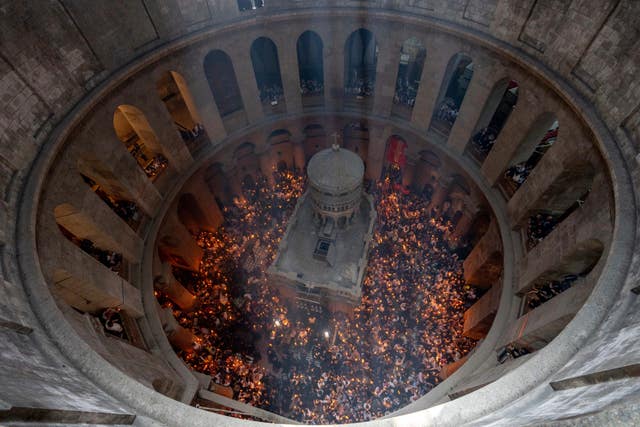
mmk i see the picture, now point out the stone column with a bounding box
[293,141,306,170]
[411,38,457,131]
[373,37,401,117]
[154,262,197,311]
[158,211,203,271]
[229,40,264,124]
[427,177,451,214]
[462,219,503,288]
[462,283,500,339]
[123,78,193,173]
[273,33,303,114]
[258,148,276,187]
[365,125,392,181]
[174,50,227,143]
[401,158,417,189]
[161,308,200,353]
[448,206,477,246]
[481,87,547,185]
[447,58,500,154]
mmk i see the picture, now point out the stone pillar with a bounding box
[515,176,611,294]
[54,178,143,263]
[447,58,500,154]
[462,283,501,339]
[227,166,246,200]
[365,125,392,181]
[160,307,199,353]
[500,277,592,351]
[175,51,227,143]
[411,39,454,132]
[273,33,302,114]
[481,92,546,185]
[258,148,276,188]
[373,37,401,117]
[229,42,264,124]
[154,262,197,311]
[427,177,451,214]
[124,78,193,173]
[506,123,598,228]
[183,171,224,232]
[158,211,203,271]
[45,233,144,318]
[293,141,306,171]
[401,158,417,189]
[463,219,503,288]
[448,206,477,246]
[322,26,346,111]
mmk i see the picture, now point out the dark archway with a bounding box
[297,31,324,107]
[430,53,474,136]
[250,37,286,114]
[203,50,245,119]
[392,37,427,119]
[468,79,519,163]
[344,29,377,107]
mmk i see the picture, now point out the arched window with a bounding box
[203,50,245,122]
[237,0,263,12]
[113,105,168,181]
[157,70,208,155]
[344,29,377,108]
[468,79,519,163]
[498,114,558,199]
[392,37,426,119]
[250,37,285,114]
[297,31,324,107]
[430,53,474,136]
[268,129,294,171]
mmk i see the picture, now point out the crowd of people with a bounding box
[393,78,418,107]
[300,79,324,96]
[159,168,480,423]
[99,307,128,339]
[526,213,559,249]
[81,175,142,228]
[524,274,579,313]
[435,98,459,127]
[259,84,285,105]
[178,123,206,143]
[345,78,374,98]
[470,127,497,156]
[143,154,169,179]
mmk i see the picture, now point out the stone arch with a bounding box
[430,53,474,136]
[156,70,207,155]
[113,105,169,181]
